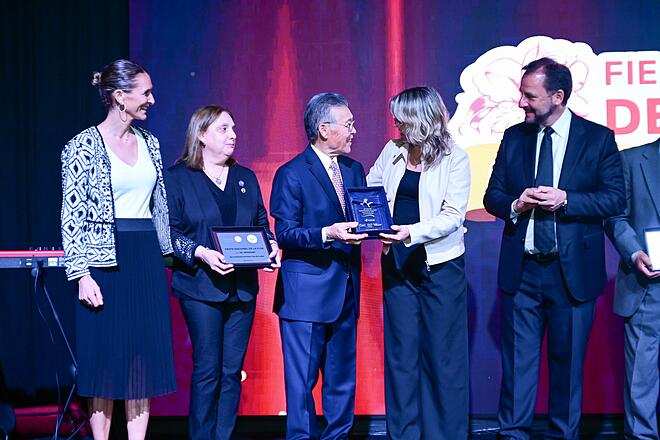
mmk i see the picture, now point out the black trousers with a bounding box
[382,253,469,440]
[179,296,256,440]
[498,257,595,440]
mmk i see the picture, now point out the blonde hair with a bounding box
[390,86,453,167]
[179,105,236,169]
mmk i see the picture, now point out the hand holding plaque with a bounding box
[643,228,660,274]
[195,246,235,275]
[325,221,368,244]
[262,240,282,272]
[344,186,395,238]
[378,224,411,244]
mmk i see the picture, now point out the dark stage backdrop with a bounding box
[130,0,660,416]
[3,0,657,420]
[1,0,129,404]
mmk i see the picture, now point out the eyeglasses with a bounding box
[322,120,355,131]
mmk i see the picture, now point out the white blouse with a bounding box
[105,130,157,219]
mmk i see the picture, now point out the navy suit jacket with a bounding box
[483,113,625,301]
[270,146,366,323]
[165,162,273,302]
[605,139,660,317]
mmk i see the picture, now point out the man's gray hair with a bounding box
[303,92,349,143]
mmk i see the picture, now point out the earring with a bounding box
[118,103,128,123]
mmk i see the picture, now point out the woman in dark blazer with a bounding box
[165,105,279,440]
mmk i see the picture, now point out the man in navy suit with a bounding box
[484,58,625,440]
[270,92,367,440]
[605,138,660,440]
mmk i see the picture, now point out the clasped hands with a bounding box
[515,186,566,214]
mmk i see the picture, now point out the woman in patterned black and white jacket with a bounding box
[60,59,175,440]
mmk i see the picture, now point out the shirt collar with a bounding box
[544,107,572,139]
[311,144,336,169]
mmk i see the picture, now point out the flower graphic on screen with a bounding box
[448,36,601,215]
[449,36,597,149]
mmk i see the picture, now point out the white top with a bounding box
[105,129,157,219]
[510,108,572,253]
[366,139,471,266]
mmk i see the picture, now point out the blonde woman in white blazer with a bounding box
[366,87,470,440]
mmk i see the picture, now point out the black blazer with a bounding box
[165,162,274,302]
[483,112,625,301]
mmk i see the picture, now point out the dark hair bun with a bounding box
[92,59,147,108]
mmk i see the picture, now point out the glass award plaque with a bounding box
[344,186,395,238]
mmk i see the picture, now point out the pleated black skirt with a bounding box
[75,219,176,399]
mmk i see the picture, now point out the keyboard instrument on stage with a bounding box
[0,250,65,269]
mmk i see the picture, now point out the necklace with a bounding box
[204,165,229,187]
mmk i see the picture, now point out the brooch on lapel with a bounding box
[239,180,246,193]
[392,153,405,165]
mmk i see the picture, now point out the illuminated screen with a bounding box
[129,0,659,415]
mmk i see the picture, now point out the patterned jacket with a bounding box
[60,126,173,280]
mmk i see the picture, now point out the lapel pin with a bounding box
[392,153,405,165]
[239,180,245,187]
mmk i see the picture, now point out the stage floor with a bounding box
[12,415,626,439]
[154,433,621,440]
[144,415,624,440]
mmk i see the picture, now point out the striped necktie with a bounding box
[329,160,346,214]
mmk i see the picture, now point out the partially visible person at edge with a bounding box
[366,86,471,439]
[60,59,175,440]
[165,105,280,440]
[605,137,660,440]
